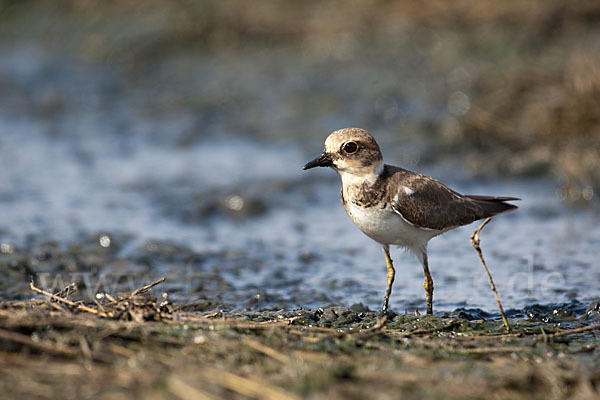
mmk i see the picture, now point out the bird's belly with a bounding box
[345,202,439,248]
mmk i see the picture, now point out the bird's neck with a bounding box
[338,161,384,188]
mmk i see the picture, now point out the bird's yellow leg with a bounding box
[382,245,395,313]
[421,252,434,315]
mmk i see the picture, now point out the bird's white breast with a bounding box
[345,201,440,250]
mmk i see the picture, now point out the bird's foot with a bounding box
[379,304,396,319]
[378,310,396,320]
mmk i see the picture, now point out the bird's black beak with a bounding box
[303,152,333,170]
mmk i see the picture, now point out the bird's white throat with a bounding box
[337,161,383,187]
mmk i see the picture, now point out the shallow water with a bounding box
[0,41,599,316]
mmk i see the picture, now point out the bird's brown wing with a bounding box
[385,166,518,230]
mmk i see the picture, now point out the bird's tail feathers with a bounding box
[466,195,520,218]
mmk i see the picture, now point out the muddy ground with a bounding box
[1,279,599,400]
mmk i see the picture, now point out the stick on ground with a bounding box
[551,323,600,338]
[470,217,511,332]
[30,281,109,317]
[131,278,166,295]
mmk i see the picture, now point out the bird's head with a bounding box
[303,128,384,181]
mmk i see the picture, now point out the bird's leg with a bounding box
[420,251,434,315]
[382,245,395,313]
[471,217,511,332]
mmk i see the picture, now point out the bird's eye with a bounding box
[343,141,359,155]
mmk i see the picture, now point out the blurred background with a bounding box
[0,0,599,314]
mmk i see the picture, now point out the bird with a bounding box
[303,128,519,314]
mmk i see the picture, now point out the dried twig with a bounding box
[53,282,78,298]
[459,346,532,354]
[105,293,117,303]
[243,337,293,365]
[202,310,222,318]
[0,328,78,357]
[550,323,600,338]
[30,281,109,317]
[215,317,301,332]
[351,315,388,338]
[168,375,221,400]
[202,367,300,400]
[47,301,69,313]
[131,278,166,295]
[470,218,511,333]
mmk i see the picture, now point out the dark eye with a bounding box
[343,141,359,155]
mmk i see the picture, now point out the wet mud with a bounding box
[1,1,600,398]
[1,280,599,399]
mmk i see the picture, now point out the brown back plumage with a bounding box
[351,165,519,230]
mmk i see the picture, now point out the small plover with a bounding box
[303,128,519,314]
